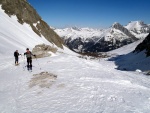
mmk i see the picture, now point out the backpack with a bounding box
[26,51,32,58]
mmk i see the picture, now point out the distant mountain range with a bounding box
[54,21,150,53]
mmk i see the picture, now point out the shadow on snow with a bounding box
[108,51,150,72]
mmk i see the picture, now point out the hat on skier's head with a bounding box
[26,48,29,50]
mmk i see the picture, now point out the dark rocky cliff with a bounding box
[0,0,63,48]
[134,33,150,56]
[112,23,137,40]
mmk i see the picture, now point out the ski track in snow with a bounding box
[1,54,150,113]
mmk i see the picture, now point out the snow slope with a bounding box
[0,6,76,71]
[109,38,150,71]
[1,27,150,112]
[1,47,150,113]
[109,39,144,55]
[0,6,51,56]
[0,6,52,71]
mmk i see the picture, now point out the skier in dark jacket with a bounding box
[14,50,21,65]
[24,48,36,68]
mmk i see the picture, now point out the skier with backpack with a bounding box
[14,50,21,65]
[24,48,36,70]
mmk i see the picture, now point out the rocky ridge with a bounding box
[0,0,63,48]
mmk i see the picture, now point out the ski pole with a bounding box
[22,55,25,71]
[35,57,41,70]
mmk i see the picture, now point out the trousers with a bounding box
[27,57,32,67]
[15,57,18,64]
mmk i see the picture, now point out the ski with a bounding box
[15,63,20,66]
[26,65,32,72]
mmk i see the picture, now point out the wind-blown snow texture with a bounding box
[1,6,150,113]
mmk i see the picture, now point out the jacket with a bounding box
[14,52,19,58]
[24,51,35,58]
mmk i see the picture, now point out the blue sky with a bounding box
[28,0,150,28]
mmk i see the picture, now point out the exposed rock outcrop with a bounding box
[134,33,150,56]
[32,44,57,58]
[112,22,137,40]
[29,72,57,88]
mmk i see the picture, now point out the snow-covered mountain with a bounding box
[55,21,149,53]
[125,21,150,33]
[125,21,150,39]
[55,24,136,42]
[111,22,135,38]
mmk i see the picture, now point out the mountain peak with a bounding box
[110,22,137,40]
[112,22,123,29]
[113,22,121,25]
[71,26,81,31]
[129,21,144,24]
[125,20,150,33]
[126,21,146,29]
